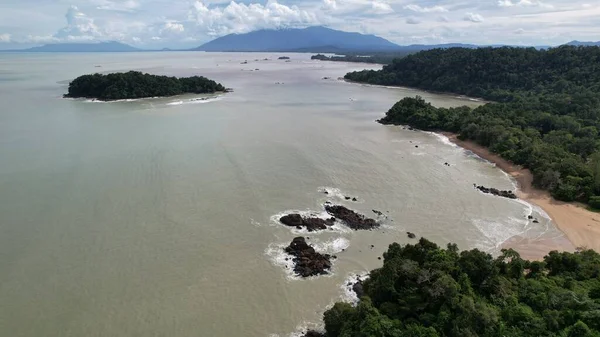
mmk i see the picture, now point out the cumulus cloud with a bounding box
[404,4,448,13]
[322,0,337,10]
[464,12,484,22]
[95,0,140,12]
[187,0,321,36]
[498,0,553,9]
[0,33,11,42]
[370,1,394,14]
[54,6,102,41]
[514,28,525,34]
[406,17,420,24]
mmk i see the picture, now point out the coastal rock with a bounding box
[285,237,332,277]
[352,280,365,298]
[280,214,335,232]
[407,232,416,239]
[372,209,383,216]
[325,205,379,230]
[352,197,358,202]
[303,331,324,337]
[475,185,517,199]
[533,219,539,223]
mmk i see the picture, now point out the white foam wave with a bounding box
[311,237,350,255]
[269,322,324,337]
[166,96,222,106]
[82,96,161,103]
[265,242,298,280]
[428,132,458,148]
[340,272,370,305]
[472,218,527,251]
[318,187,345,200]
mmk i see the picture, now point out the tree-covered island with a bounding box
[64,71,226,101]
[345,46,600,207]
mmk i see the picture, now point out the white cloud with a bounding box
[498,0,554,9]
[95,0,140,12]
[161,21,185,34]
[406,17,420,24]
[322,0,337,10]
[53,6,102,41]
[370,1,394,14]
[464,12,484,23]
[0,33,11,43]
[187,0,321,37]
[514,28,525,34]
[404,4,448,13]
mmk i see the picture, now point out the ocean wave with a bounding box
[340,272,370,305]
[80,96,162,103]
[472,218,528,251]
[428,132,458,148]
[166,96,222,106]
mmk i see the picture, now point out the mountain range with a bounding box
[193,26,399,52]
[1,27,598,53]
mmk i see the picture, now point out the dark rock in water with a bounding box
[325,205,379,230]
[325,201,332,204]
[324,191,329,194]
[415,145,419,148]
[407,232,416,239]
[352,279,365,298]
[352,197,358,202]
[533,219,539,223]
[280,214,334,232]
[303,330,324,337]
[370,245,375,248]
[475,185,517,199]
[372,209,383,216]
[285,237,332,278]
[345,196,351,200]
[408,127,415,131]
[280,214,303,227]
[378,256,382,260]
[528,215,534,219]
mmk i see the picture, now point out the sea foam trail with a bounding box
[166,96,222,106]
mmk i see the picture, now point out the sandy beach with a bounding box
[442,132,600,260]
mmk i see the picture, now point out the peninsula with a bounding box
[64,71,226,101]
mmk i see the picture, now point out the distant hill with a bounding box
[565,40,600,46]
[17,41,140,52]
[193,26,400,52]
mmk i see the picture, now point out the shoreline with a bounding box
[441,132,600,260]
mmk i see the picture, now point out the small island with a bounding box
[278,56,290,60]
[64,71,226,101]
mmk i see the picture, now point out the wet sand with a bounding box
[442,132,600,260]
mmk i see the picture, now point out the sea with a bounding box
[0,52,568,337]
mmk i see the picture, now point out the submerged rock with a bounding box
[325,205,379,230]
[475,185,517,199]
[407,232,416,239]
[280,214,335,232]
[285,237,332,277]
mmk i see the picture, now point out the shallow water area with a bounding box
[0,52,569,337]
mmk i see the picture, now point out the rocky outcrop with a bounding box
[303,331,324,337]
[407,232,416,239]
[475,185,517,199]
[325,205,379,230]
[280,214,335,232]
[285,237,332,277]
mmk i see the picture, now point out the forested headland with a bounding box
[64,71,226,101]
[316,238,600,337]
[311,52,412,65]
[346,46,600,206]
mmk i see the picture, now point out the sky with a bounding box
[0,0,598,49]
